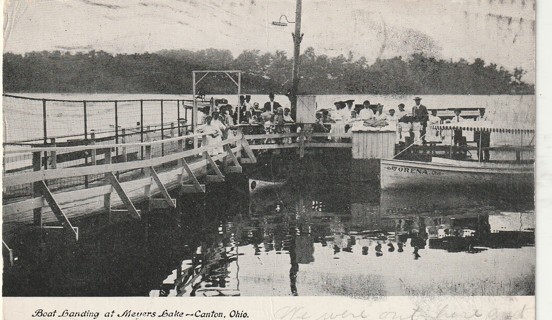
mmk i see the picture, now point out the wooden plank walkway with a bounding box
[2,130,352,229]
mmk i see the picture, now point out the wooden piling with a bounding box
[144,145,153,201]
[49,138,57,169]
[103,148,113,220]
[32,151,43,227]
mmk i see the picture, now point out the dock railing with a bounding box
[2,130,255,237]
[2,94,201,145]
[2,123,355,238]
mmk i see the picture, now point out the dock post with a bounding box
[90,132,97,165]
[177,133,183,152]
[146,125,151,142]
[177,100,181,136]
[49,138,57,169]
[32,151,43,227]
[83,101,89,187]
[140,100,144,160]
[115,101,119,150]
[121,128,128,163]
[161,100,165,156]
[104,148,113,221]
[171,122,176,152]
[83,101,88,140]
[144,145,153,202]
[42,99,48,145]
[299,128,305,159]
[3,241,15,267]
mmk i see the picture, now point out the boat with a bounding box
[380,122,534,190]
[249,178,286,193]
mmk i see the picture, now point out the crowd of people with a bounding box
[321,97,491,154]
[196,93,296,154]
[195,94,492,160]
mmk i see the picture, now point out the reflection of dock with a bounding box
[151,243,242,297]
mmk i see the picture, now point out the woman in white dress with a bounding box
[441,119,453,146]
[330,102,346,142]
[425,110,442,143]
[197,115,226,156]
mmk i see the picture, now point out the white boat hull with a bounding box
[380,158,534,190]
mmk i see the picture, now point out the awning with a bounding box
[431,122,534,134]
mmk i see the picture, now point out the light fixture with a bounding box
[271,15,295,27]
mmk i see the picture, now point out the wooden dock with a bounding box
[2,128,356,245]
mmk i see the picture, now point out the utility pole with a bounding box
[290,0,303,121]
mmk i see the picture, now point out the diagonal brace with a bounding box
[149,166,176,208]
[35,181,78,240]
[225,144,242,168]
[240,137,257,163]
[224,72,239,87]
[205,152,225,181]
[106,172,141,219]
[179,158,205,192]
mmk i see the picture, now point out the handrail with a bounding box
[2,94,197,104]
[2,131,354,188]
[4,129,354,155]
[243,132,352,139]
[2,136,242,187]
[3,123,194,146]
[3,132,208,155]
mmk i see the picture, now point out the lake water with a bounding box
[2,165,535,297]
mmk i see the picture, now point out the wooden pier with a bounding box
[2,128,356,244]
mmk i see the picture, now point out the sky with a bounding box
[2,0,536,82]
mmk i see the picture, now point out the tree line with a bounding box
[3,48,534,95]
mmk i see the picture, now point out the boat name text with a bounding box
[385,166,442,175]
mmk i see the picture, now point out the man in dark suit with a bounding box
[263,93,282,113]
[412,97,429,144]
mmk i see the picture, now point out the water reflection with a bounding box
[2,173,534,296]
[151,177,534,297]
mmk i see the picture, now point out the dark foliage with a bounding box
[3,48,534,94]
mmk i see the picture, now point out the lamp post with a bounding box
[272,0,303,121]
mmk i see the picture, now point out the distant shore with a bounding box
[3,50,534,95]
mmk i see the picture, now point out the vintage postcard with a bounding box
[1,0,547,319]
